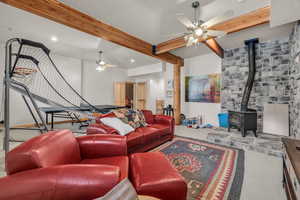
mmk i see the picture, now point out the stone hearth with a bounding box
[206,127,283,157]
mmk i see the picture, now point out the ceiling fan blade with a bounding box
[201,33,209,40]
[105,64,118,68]
[177,14,195,29]
[206,30,227,38]
[201,10,234,28]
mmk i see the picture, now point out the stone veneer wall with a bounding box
[289,22,300,137]
[221,38,291,133]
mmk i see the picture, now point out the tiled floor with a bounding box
[0,124,287,200]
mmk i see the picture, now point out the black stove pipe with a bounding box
[241,38,259,112]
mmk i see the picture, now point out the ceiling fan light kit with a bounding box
[96,51,118,72]
[96,66,105,71]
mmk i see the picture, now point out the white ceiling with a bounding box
[0,3,159,69]
[60,0,271,44]
[0,0,295,68]
[271,0,300,27]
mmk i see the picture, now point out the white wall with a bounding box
[0,43,5,122]
[52,54,82,94]
[0,43,83,125]
[0,40,221,127]
[127,63,162,77]
[0,41,128,125]
[130,54,222,124]
[164,53,222,126]
[82,60,128,105]
[164,63,173,106]
[182,53,222,126]
[130,72,164,113]
[129,63,165,113]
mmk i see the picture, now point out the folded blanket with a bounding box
[113,109,147,129]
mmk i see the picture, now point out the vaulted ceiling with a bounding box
[59,0,270,44]
[0,0,295,68]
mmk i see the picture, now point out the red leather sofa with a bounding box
[87,110,174,153]
[0,129,128,200]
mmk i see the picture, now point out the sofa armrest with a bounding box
[154,115,175,136]
[77,134,127,159]
[87,123,118,135]
[0,164,120,200]
[154,115,174,125]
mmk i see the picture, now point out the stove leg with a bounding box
[241,129,246,137]
[253,130,257,137]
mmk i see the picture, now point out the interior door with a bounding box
[114,82,126,106]
[134,82,146,110]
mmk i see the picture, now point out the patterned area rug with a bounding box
[154,137,244,200]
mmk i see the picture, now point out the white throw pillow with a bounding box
[100,117,134,136]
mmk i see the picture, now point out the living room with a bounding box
[0,0,299,200]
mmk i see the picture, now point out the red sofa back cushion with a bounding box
[142,110,154,124]
[6,129,81,175]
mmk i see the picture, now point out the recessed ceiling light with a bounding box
[237,0,245,2]
[51,36,58,42]
[130,59,135,63]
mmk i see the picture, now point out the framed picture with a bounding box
[167,80,173,90]
[185,74,220,103]
[166,90,173,97]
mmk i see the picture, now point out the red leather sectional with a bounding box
[0,111,180,200]
[87,110,174,153]
[0,130,128,200]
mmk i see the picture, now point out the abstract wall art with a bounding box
[185,74,221,103]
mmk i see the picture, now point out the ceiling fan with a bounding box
[176,1,233,47]
[96,51,117,71]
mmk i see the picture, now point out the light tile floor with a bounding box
[0,125,287,200]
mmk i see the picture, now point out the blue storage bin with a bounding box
[218,113,229,128]
[182,119,188,126]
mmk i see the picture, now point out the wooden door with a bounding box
[114,82,126,106]
[134,82,146,110]
[156,100,164,115]
[125,83,134,108]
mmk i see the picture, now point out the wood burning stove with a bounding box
[228,38,259,137]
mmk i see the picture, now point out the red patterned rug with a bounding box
[154,137,244,200]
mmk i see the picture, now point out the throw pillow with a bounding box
[100,117,134,136]
[113,109,147,129]
[136,110,147,127]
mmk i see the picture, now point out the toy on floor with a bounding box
[182,115,214,129]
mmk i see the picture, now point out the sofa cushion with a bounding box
[6,130,81,175]
[126,131,144,148]
[142,110,154,124]
[136,127,160,142]
[87,123,118,135]
[0,164,121,200]
[149,124,170,136]
[130,152,187,200]
[81,156,129,180]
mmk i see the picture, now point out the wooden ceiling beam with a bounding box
[155,6,271,55]
[203,38,224,58]
[0,0,183,65]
